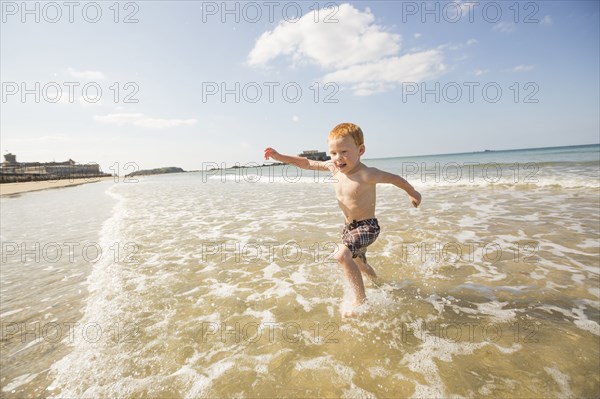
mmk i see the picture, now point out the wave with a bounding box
[47,185,128,397]
[203,172,599,189]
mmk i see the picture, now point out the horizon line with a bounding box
[363,142,600,162]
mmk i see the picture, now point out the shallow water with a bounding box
[1,146,599,398]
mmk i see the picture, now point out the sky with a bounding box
[1,0,599,172]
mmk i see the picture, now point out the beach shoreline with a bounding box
[0,176,114,196]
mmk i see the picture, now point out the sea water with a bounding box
[1,144,598,397]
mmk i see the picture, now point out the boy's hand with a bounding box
[264,147,279,160]
[409,190,422,208]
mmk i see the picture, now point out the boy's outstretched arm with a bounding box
[264,147,331,171]
[369,168,422,208]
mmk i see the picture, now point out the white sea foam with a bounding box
[401,319,485,398]
[475,301,517,323]
[207,174,319,185]
[295,354,363,395]
[48,185,129,397]
[538,304,600,336]
[544,366,573,398]
[0,308,24,318]
[33,150,599,397]
[172,358,236,399]
[571,306,600,336]
[244,308,277,324]
[2,373,39,393]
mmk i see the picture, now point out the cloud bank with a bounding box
[247,3,446,96]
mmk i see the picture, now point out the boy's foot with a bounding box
[342,299,369,318]
[369,276,384,288]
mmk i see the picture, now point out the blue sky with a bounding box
[1,1,598,171]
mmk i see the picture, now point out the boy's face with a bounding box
[328,135,365,174]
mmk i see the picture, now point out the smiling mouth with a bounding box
[336,163,347,169]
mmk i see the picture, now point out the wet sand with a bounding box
[0,176,114,196]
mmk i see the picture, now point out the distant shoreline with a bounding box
[126,166,185,177]
[363,142,600,161]
[0,176,114,196]
[206,162,286,171]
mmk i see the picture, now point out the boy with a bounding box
[264,123,421,316]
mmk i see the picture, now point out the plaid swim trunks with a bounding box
[341,218,380,263]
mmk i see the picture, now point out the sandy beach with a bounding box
[0,176,114,196]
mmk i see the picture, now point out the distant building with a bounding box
[298,150,330,161]
[1,153,105,183]
[3,153,16,165]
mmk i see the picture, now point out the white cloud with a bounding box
[492,22,516,33]
[541,15,553,25]
[474,69,489,76]
[292,115,299,122]
[512,64,535,72]
[322,50,446,96]
[414,33,422,39]
[94,113,143,125]
[67,67,105,80]
[248,4,446,96]
[438,38,477,51]
[93,113,197,129]
[247,4,400,69]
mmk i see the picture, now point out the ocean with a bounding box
[1,144,599,398]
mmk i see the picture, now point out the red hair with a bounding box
[328,123,364,147]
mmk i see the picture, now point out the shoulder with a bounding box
[358,164,384,183]
[359,164,379,176]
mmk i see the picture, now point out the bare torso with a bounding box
[333,163,377,223]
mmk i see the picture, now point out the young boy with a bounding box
[264,123,421,316]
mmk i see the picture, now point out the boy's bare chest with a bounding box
[333,175,373,200]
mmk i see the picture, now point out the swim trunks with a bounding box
[341,218,380,263]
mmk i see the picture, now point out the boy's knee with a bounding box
[334,244,353,263]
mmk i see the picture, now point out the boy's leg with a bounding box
[341,220,380,283]
[354,257,377,280]
[334,244,366,306]
[354,257,383,286]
